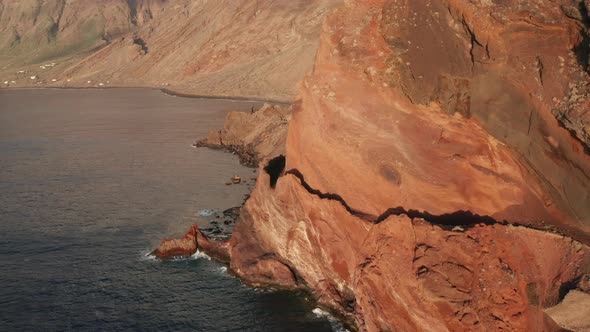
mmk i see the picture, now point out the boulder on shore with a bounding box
[152,224,230,262]
[151,225,199,259]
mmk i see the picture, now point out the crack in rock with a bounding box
[284,168,502,228]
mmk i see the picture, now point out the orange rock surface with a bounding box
[283,0,590,238]
[152,225,199,259]
[196,103,291,166]
[224,0,590,331]
[151,225,229,262]
[229,166,589,331]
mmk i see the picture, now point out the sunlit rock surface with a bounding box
[225,1,590,331]
[196,103,291,166]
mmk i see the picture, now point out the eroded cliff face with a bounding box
[196,103,292,166]
[0,0,338,101]
[233,171,588,330]
[226,0,590,330]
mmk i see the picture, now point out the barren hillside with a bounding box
[0,0,338,101]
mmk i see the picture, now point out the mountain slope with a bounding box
[0,0,338,101]
[0,0,162,64]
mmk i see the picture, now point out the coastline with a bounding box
[0,86,293,105]
[0,88,337,331]
[5,78,589,332]
[159,88,291,105]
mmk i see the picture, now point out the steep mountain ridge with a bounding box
[0,0,164,64]
[0,0,338,101]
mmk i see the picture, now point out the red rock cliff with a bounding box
[226,0,590,331]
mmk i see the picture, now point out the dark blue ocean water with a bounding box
[0,89,335,331]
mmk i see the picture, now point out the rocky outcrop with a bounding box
[0,0,339,101]
[196,103,291,167]
[227,163,589,331]
[553,1,590,150]
[151,224,230,262]
[218,0,590,331]
[152,225,199,259]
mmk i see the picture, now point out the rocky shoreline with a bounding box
[193,103,291,167]
[154,99,590,331]
[153,102,290,258]
[153,1,590,331]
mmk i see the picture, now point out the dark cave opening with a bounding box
[558,277,581,303]
[264,155,285,188]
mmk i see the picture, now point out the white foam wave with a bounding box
[196,208,218,217]
[191,250,211,261]
[139,250,157,261]
[312,308,328,317]
[251,286,277,293]
[139,249,212,262]
[219,266,228,273]
[312,308,349,332]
